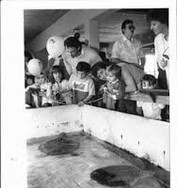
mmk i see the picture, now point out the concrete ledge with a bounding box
[82,105,169,171]
[25,105,83,139]
[26,104,170,171]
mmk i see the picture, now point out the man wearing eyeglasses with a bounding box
[111,19,145,67]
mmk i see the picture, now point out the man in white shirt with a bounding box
[62,36,102,74]
[111,19,145,67]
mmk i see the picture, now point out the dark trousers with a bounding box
[116,99,137,115]
[158,68,167,89]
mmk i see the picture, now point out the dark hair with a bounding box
[49,65,64,84]
[147,9,168,26]
[25,74,35,87]
[91,61,110,78]
[76,61,91,73]
[141,74,157,86]
[64,36,81,49]
[121,19,134,33]
[107,64,122,79]
[25,51,33,62]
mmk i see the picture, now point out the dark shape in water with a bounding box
[90,165,140,187]
[38,133,80,155]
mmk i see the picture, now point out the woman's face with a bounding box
[97,68,107,80]
[150,21,165,35]
[53,72,62,82]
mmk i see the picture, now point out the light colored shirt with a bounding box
[154,33,169,88]
[68,74,95,104]
[111,34,144,64]
[62,45,102,74]
[154,33,169,70]
[137,101,165,120]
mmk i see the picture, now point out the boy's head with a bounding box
[106,64,121,83]
[76,61,91,79]
[141,74,156,89]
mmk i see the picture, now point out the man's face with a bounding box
[123,23,135,40]
[66,47,79,58]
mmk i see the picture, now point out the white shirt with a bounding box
[111,34,144,64]
[137,101,165,120]
[62,45,102,74]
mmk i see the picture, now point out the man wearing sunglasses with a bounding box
[110,19,145,115]
[111,19,145,67]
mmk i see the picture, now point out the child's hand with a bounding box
[78,101,85,107]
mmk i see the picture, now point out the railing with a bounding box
[125,89,169,105]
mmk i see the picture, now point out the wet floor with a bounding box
[27,132,167,188]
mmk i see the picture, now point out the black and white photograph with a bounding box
[1,1,177,188]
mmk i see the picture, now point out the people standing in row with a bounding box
[147,9,169,90]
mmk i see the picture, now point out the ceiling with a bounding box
[24,9,154,46]
[24,9,69,44]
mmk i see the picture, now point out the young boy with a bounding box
[68,61,95,106]
[136,74,165,120]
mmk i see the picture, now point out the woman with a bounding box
[147,9,169,89]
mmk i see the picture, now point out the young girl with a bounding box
[101,64,125,110]
[49,66,72,105]
[136,74,165,120]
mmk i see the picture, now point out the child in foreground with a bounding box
[136,74,165,120]
[100,64,125,110]
[68,61,95,106]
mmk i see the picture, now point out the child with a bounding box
[101,64,125,110]
[49,65,72,105]
[25,74,35,88]
[68,61,95,106]
[91,62,110,107]
[25,73,52,107]
[136,74,165,120]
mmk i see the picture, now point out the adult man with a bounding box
[110,19,145,114]
[111,19,145,67]
[62,36,102,74]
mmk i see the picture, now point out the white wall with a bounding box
[25,105,83,139]
[26,104,170,171]
[82,105,170,171]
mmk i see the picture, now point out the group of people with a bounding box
[25,9,169,122]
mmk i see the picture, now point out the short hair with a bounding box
[121,19,134,33]
[64,36,81,49]
[107,64,122,79]
[49,65,64,84]
[146,9,168,26]
[141,74,157,86]
[91,61,110,78]
[76,61,91,73]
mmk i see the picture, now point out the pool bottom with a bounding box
[27,131,168,188]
